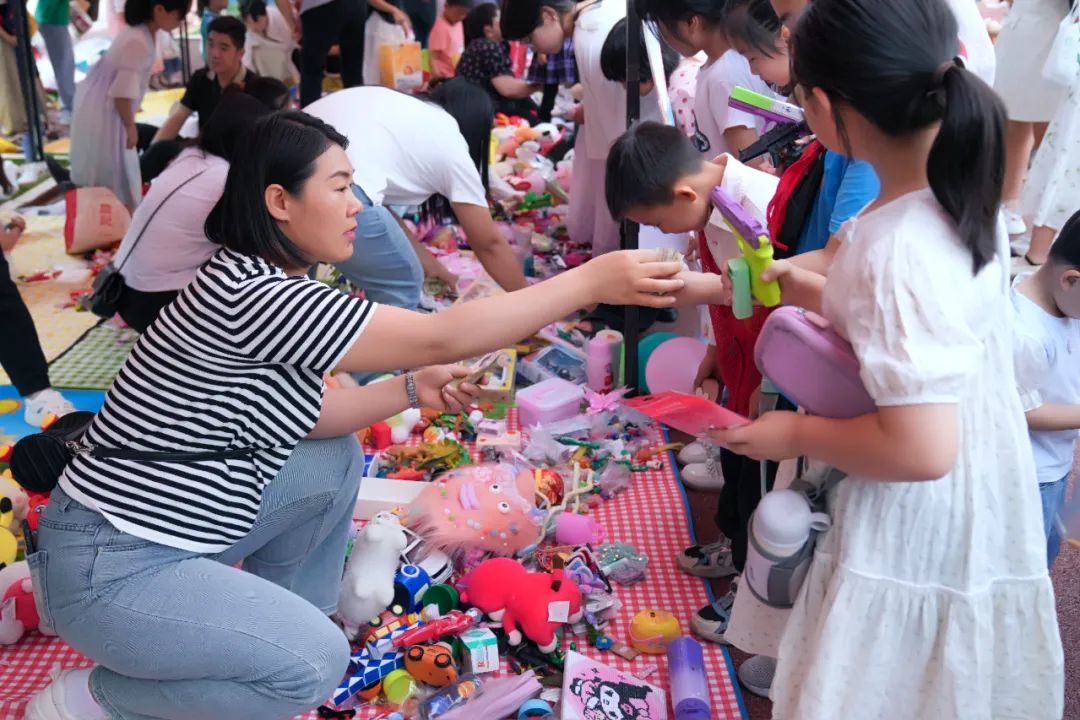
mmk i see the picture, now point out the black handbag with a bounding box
[11,411,255,494]
[86,169,207,319]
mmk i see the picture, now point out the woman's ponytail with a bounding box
[927,64,1007,274]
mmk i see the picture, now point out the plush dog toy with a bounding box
[338,512,408,640]
[459,557,583,653]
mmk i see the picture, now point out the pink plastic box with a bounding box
[517,378,585,427]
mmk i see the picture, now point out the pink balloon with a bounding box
[645,337,709,395]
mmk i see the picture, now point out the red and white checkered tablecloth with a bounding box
[0,417,744,720]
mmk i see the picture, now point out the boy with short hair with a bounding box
[428,0,470,81]
[1013,208,1080,569]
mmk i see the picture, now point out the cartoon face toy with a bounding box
[404,643,457,687]
[410,464,544,556]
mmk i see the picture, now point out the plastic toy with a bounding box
[404,643,458,687]
[393,564,432,613]
[377,440,471,480]
[668,637,711,720]
[393,609,480,648]
[383,668,418,704]
[518,699,554,719]
[437,673,543,720]
[410,463,544,556]
[334,614,419,706]
[597,543,649,586]
[629,610,682,655]
[517,378,585,428]
[728,86,804,124]
[554,513,606,546]
[417,674,484,720]
[338,513,409,638]
[458,557,584,653]
[711,186,781,319]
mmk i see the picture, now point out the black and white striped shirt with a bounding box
[60,249,377,553]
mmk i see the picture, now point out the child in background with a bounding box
[69,0,189,209]
[457,3,540,119]
[199,0,230,63]
[525,37,578,123]
[637,0,774,162]
[501,0,629,257]
[429,0,470,82]
[598,18,679,95]
[1013,208,1080,568]
[241,0,298,86]
[707,0,1062,715]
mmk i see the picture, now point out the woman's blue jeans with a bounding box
[28,435,364,720]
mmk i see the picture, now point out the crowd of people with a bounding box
[1,0,1077,718]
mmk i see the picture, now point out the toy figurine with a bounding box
[458,557,583,653]
[338,513,409,639]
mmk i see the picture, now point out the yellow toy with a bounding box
[711,186,781,319]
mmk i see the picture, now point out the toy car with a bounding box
[404,643,458,687]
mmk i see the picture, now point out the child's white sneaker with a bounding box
[24,388,76,427]
[677,539,737,578]
[25,668,108,720]
[681,450,725,492]
[677,441,709,465]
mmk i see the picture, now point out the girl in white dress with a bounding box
[993,0,1070,236]
[69,0,187,209]
[709,0,1065,717]
[1022,32,1080,265]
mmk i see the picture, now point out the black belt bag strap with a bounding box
[11,411,256,494]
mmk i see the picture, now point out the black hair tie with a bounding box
[929,56,962,106]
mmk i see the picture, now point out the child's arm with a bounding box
[670,270,728,307]
[1026,404,1080,432]
[308,366,477,438]
[712,403,960,482]
[114,98,138,149]
[760,260,826,313]
[430,50,452,79]
[492,75,541,99]
[452,203,528,291]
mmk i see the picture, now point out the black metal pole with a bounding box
[179,12,192,83]
[11,0,45,162]
[622,0,641,395]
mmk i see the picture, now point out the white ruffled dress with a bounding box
[770,189,1064,720]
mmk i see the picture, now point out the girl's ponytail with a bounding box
[792,0,1008,275]
[927,63,1006,274]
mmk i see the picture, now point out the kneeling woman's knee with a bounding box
[276,617,351,708]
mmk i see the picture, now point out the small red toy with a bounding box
[458,557,583,653]
[392,609,477,649]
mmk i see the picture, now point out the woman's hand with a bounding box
[125,123,139,150]
[1,215,26,253]
[391,6,413,34]
[413,365,479,414]
[583,250,684,308]
[708,410,804,462]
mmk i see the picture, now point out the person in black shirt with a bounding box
[140,16,256,181]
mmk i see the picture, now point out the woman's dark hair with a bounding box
[792,0,1005,273]
[722,0,784,57]
[500,0,575,41]
[1049,209,1080,268]
[464,2,499,44]
[245,76,291,110]
[425,77,494,192]
[207,15,247,48]
[205,111,348,268]
[199,89,272,162]
[241,0,267,20]
[124,0,189,26]
[601,17,680,85]
[605,121,705,220]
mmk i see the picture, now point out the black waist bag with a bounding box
[11,411,255,494]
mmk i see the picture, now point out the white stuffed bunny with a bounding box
[337,512,408,640]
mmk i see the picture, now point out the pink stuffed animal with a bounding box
[458,557,583,653]
[0,560,55,645]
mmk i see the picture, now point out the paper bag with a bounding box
[64,187,132,254]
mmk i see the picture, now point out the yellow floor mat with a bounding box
[0,216,99,385]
